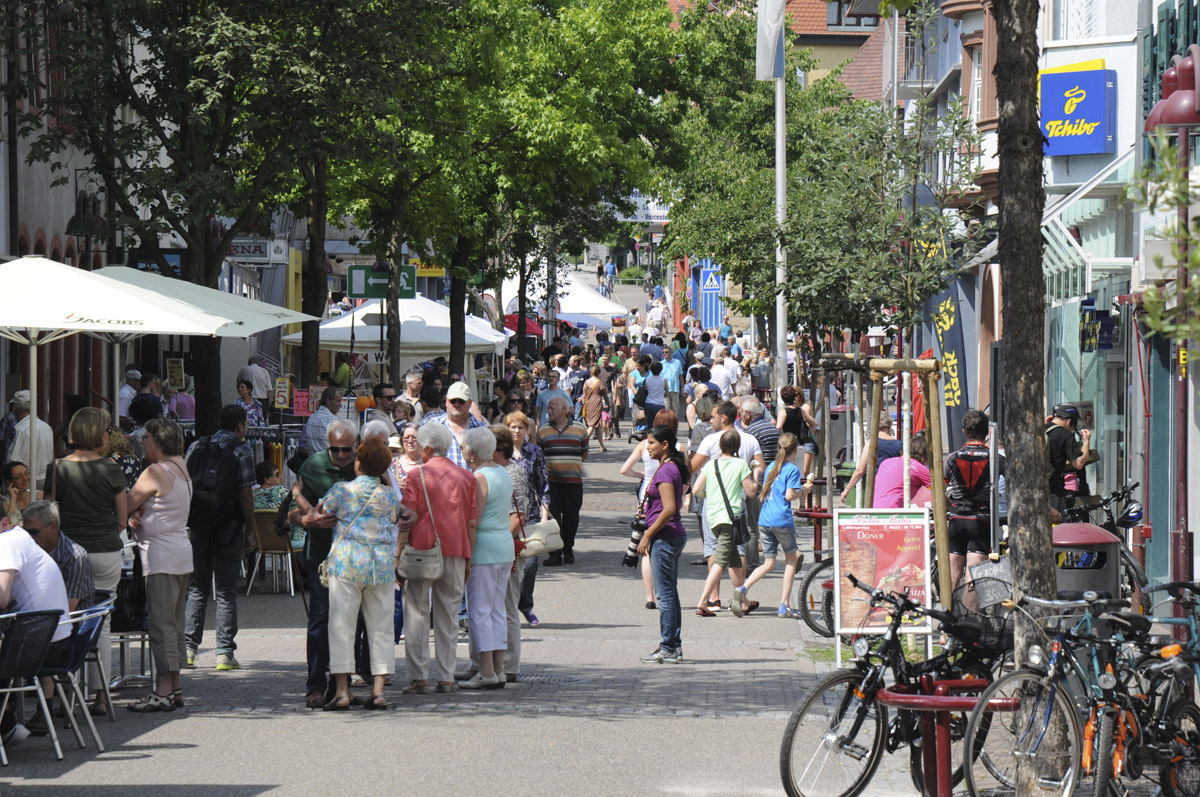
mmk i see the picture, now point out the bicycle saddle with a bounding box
[1102,611,1152,637]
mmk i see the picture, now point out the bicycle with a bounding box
[1060,481,1149,614]
[779,573,1011,797]
[1088,580,1200,797]
[797,556,835,638]
[961,589,1141,797]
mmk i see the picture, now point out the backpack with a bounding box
[187,435,241,528]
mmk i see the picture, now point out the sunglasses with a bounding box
[449,398,467,405]
[328,446,354,454]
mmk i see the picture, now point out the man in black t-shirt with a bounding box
[1045,403,1090,511]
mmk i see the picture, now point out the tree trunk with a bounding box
[386,186,408,383]
[301,156,329,387]
[994,0,1060,786]
[189,227,224,435]
[448,238,471,378]
[517,252,530,360]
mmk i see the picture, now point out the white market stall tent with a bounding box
[281,296,506,358]
[501,271,628,321]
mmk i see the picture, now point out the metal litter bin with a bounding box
[1052,523,1121,598]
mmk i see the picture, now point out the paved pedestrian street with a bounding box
[0,438,936,796]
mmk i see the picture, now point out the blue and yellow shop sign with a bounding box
[1039,70,1116,157]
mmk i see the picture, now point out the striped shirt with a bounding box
[50,531,95,609]
[744,417,781,463]
[537,423,589,485]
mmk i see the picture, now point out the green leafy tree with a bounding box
[3,1,310,430]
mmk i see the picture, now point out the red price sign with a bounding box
[292,389,310,416]
[833,508,931,635]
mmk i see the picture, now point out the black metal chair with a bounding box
[0,609,65,765]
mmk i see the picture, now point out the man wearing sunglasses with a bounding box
[418,382,484,470]
[291,418,359,708]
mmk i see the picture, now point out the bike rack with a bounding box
[876,676,1017,797]
[794,508,833,561]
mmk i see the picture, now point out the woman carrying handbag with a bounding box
[398,424,478,694]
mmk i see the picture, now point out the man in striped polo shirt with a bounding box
[537,396,589,566]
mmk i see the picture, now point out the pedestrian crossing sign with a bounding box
[701,269,721,293]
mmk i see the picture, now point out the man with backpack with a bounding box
[184,404,255,671]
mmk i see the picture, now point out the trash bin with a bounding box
[836,464,857,506]
[1052,523,1121,598]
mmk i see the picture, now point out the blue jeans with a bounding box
[649,534,686,651]
[305,559,330,694]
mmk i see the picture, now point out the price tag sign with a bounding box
[292,389,310,416]
[308,384,326,415]
[274,378,291,410]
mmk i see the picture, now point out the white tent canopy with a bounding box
[501,271,628,319]
[0,256,235,488]
[281,296,506,356]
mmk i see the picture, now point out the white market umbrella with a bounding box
[96,266,319,418]
[96,266,316,333]
[0,256,230,487]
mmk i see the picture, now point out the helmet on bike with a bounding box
[1051,403,1080,425]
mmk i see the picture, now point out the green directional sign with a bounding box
[397,264,417,299]
[347,264,388,299]
[347,263,417,300]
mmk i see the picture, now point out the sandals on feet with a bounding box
[695,607,716,617]
[127,693,175,713]
[363,695,388,710]
[436,682,456,693]
[322,696,352,711]
[402,681,431,695]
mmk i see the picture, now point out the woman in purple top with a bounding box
[637,425,690,664]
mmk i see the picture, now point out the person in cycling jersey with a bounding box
[944,409,1005,592]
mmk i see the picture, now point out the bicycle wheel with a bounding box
[964,669,1084,797]
[1118,549,1150,614]
[780,668,887,797]
[1161,698,1200,797]
[797,559,834,638]
[1090,710,1117,797]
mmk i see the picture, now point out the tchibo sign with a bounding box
[1040,69,1117,157]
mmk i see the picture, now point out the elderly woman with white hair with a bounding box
[398,423,478,694]
[456,426,514,690]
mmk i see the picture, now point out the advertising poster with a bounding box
[833,508,931,635]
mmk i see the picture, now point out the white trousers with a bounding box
[328,575,394,676]
[469,558,525,674]
[466,563,509,653]
[403,557,466,683]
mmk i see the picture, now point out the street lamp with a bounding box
[64,170,107,271]
[1142,44,1200,633]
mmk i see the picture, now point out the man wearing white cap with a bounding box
[11,391,53,492]
[118,369,141,419]
[418,382,484,470]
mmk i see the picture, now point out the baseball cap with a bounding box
[12,390,30,403]
[446,382,472,402]
[1052,403,1080,421]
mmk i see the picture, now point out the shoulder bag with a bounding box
[394,467,445,581]
[318,484,379,588]
[517,493,562,559]
[712,459,749,545]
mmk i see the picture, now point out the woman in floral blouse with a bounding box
[319,437,402,710]
[234,380,266,427]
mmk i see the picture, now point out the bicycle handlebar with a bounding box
[1145,581,1200,598]
[1019,592,1129,611]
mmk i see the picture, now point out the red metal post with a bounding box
[1174,128,1192,638]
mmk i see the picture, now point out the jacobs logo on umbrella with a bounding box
[64,313,144,326]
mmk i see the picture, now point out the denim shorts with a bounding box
[759,525,798,558]
[801,442,818,456]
